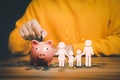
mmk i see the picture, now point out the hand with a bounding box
[19,19,47,41]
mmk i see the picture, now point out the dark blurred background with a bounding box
[0,0,31,60]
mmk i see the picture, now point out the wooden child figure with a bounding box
[74,50,83,67]
[68,51,74,67]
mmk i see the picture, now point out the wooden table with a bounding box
[0,55,120,80]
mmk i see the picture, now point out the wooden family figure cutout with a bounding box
[82,40,94,67]
[56,40,94,67]
[68,51,74,67]
[74,50,83,67]
[56,42,69,67]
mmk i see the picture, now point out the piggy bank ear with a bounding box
[32,40,39,46]
[46,40,53,46]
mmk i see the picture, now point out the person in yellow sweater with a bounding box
[9,0,120,56]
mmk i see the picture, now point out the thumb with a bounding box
[41,30,47,39]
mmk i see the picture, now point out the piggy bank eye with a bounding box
[36,48,39,51]
[44,47,48,51]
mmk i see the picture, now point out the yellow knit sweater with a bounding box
[9,0,120,56]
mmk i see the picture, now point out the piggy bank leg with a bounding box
[31,61,38,66]
[47,62,51,66]
[31,59,37,66]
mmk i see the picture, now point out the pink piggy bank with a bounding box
[30,40,54,66]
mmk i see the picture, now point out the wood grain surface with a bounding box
[0,55,120,80]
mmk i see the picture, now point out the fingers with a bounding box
[25,22,36,39]
[20,30,25,38]
[20,25,30,40]
[41,30,47,39]
[19,19,47,41]
[31,19,42,39]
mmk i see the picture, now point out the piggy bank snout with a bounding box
[38,53,46,59]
